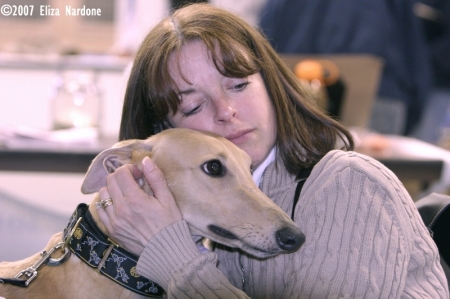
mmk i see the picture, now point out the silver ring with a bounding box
[96,198,113,209]
[101,198,113,208]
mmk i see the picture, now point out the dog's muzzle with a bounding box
[208,224,305,254]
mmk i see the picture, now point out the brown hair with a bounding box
[119,3,354,174]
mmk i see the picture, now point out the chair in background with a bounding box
[280,54,384,129]
[416,192,450,288]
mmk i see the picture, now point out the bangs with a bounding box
[203,37,261,79]
[146,42,181,121]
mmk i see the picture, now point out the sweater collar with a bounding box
[252,147,276,187]
[259,157,298,198]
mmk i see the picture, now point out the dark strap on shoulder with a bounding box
[291,166,315,220]
[416,193,450,266]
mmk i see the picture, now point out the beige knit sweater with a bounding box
[137,150,449,298]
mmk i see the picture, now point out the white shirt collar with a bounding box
[252,147,276,187]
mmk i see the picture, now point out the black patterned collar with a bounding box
[63,203,164,297]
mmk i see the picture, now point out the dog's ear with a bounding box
[81,142,138,194]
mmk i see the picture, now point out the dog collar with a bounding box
[63,203,164,297]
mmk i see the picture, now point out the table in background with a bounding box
[0,136,444,188]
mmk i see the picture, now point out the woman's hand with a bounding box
[97,156,182,255]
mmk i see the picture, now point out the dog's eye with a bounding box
[202,160,225,177]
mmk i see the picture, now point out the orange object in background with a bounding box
[294,59,340,86]
[294,59,345,120]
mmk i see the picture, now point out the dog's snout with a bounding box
[276,227,305,252]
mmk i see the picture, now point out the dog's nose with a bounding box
[276,227,305,252]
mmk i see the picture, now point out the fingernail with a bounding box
[143,156,154,173]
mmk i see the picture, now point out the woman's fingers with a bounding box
[96,186,114,232]
[96,185,148,255]
[142,156,179,209]
[108,164,144,199]
[94,157,182,255]
[141,156,182,227]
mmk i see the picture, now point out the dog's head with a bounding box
[81,128,305,258]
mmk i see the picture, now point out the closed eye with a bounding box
[183,105,202,117]
[231,81,250,92]
[180,99,206,117]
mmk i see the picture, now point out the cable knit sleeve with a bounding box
[292,150,448,298]
[136,220,250,298]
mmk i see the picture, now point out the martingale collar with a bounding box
[63,203,164,298]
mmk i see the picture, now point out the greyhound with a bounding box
[0,128,305,299]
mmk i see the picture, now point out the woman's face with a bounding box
[167,40,277,168]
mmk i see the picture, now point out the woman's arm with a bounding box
[137,220,250,298]
[295,150,448,298]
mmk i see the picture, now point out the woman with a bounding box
[97,3,448,298]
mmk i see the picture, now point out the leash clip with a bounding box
[14,268,37,287]
[13,242,70,287]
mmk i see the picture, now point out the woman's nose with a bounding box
[214,99,237,123]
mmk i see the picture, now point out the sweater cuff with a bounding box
[136,220,202,289]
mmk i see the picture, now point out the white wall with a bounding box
[0,66,127,137]
[0,62,128,261]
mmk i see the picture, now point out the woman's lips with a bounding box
[226,129,253,145]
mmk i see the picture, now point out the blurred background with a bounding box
[0,0,449,261]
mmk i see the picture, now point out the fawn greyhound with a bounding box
[0,128,305,299]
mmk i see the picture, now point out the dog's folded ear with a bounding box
[81,143,136,194]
